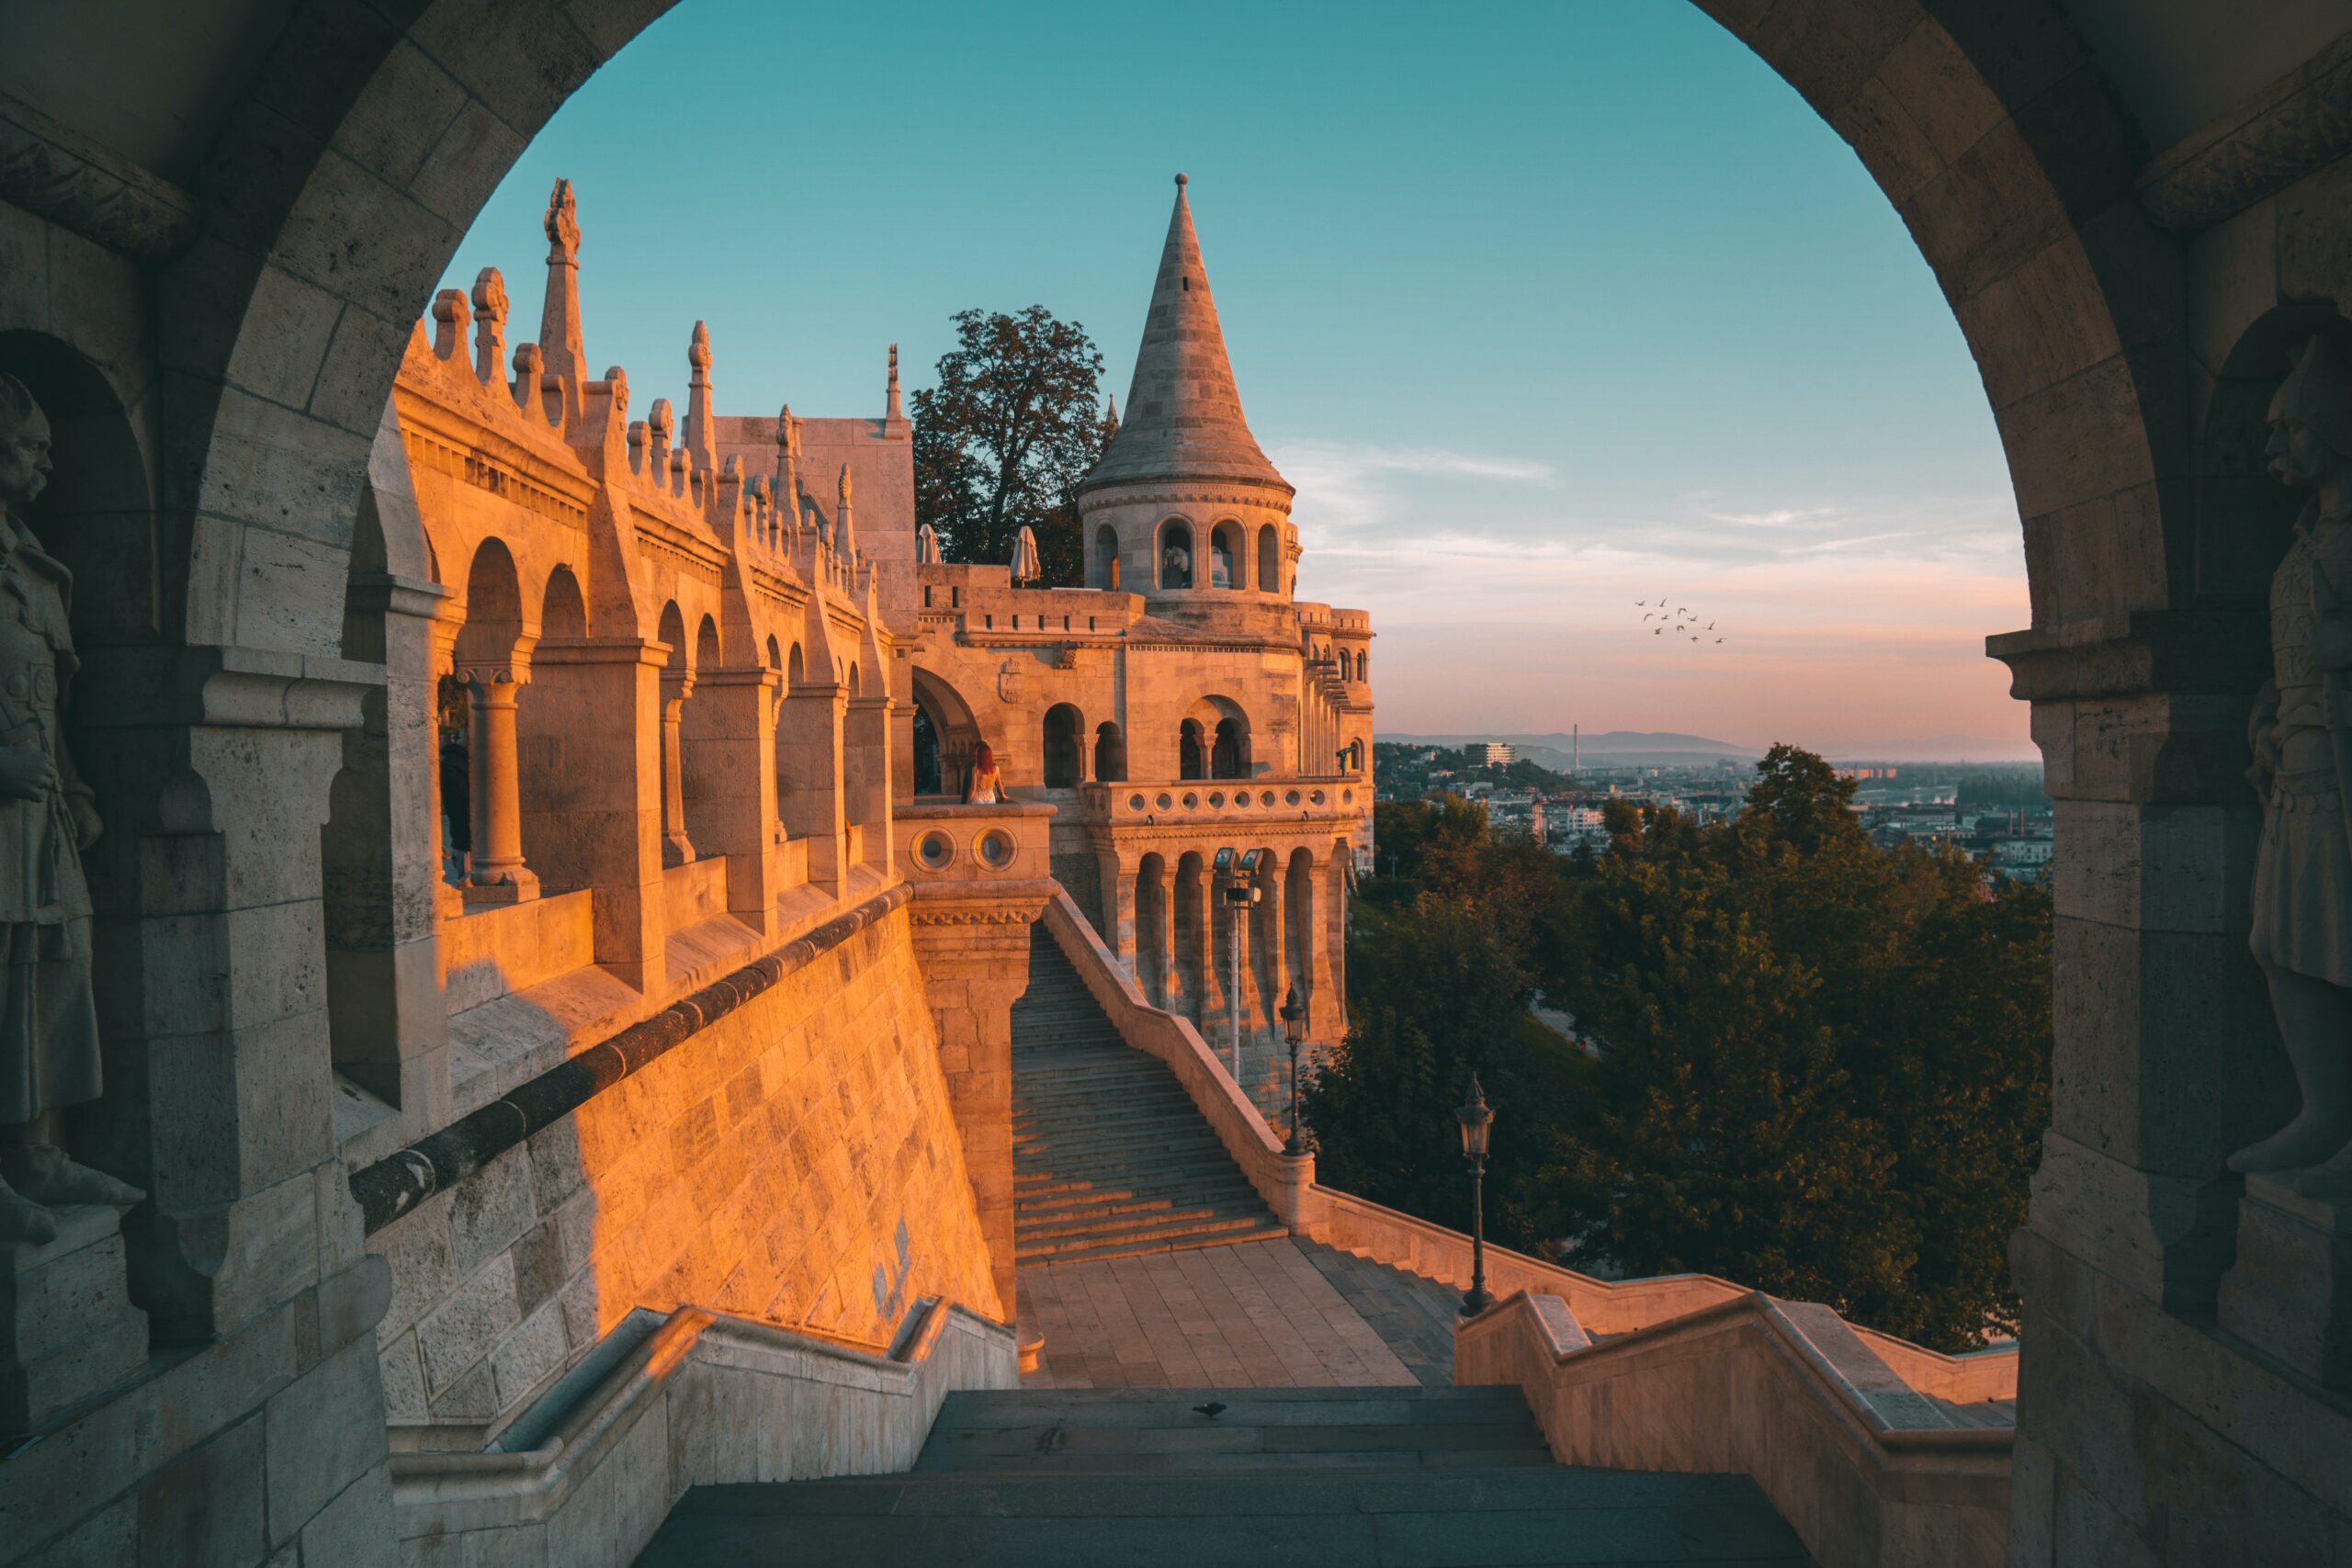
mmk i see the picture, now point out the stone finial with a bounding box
[838,462,853,507]
[603,366,628,419]
[836,462,856,559]
[544,177,581,261]
[684,321,716,474]
[471,267,509,383]
[628,419,647,474]
[648,396,673,480]
[1176,172,1187,188]
[430,288,467,361]
[510,342,544,414]
[1103,392,1119,440]
[916,523,941,564]
[886,343,903,423]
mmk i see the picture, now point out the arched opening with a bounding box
[1042,703,1083,789]
[541,567,586,639]
[679,614,724,852]
[1211,717,1248,779]
[1158,518,1194,589]
[1092,721,1126,784]
[1256,524,1280,595]
[1136,852,1168,1004]
[1173,850,1207,1025]
[1093,523,1121,591]
[656,601,694,865]
[1209,520,1243,589]
[910,666,985,796]
[1179,717,1206,781]
[787,641,805,685]
[911,703,942,796]
[72,3,2329,1558]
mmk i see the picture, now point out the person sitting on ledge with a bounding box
[966,742,1004,806]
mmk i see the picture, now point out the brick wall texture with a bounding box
[366,905,999,1430]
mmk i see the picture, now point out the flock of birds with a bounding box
[1637,599,1725,644]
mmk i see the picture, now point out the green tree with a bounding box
[910,306,1113,583]
[1538,744,2052,1348]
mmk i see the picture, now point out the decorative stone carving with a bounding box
[0,374,142,1243]
[2232,337,2352,1197]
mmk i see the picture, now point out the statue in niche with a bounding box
[0,374,143,1242]
[2233,336,2352,1196]
[1161,531,1192,590]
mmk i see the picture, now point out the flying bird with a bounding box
[1654,627,1664,635]
[1714,637,1724,644]
[1193,1402,1227,1420]
[1706,621,1716,630]
[1643,613,1655,620]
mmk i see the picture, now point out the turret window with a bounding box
[1159,519,1194,589]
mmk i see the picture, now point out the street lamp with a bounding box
[1456,1073,1494,1317]
[1280,986,1307,1155]
[1211,848,1264,1082]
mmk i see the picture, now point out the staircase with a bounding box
[1011,927,1288,1266]
[638,1384,1816,1565]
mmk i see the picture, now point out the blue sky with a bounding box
[444,0,2032,757]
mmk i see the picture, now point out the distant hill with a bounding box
[1379,730,1754,758]
[1378,729,2041,767]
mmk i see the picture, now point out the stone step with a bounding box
[1014,1179,1262,1214]
[1013,1091,1201,1119]
[1016,1200,1268,1246]
[1012,1224,1293,1268]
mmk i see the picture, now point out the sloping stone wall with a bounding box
[367,898,999,1437]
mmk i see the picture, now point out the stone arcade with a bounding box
[1,5,2351,1567]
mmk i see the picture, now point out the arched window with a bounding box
[1094,524,1121,591]
[1093,721,1126,783]
[1211,716,1249,780]
[1159,519,1194,589]
[911,703,943,795]
[1043,703,1083,788]
[1179,717,1206,781]
[1210,521,1242,589]
[541,566,585,638]
[1257,524,1280,594]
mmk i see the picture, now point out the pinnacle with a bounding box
[1082,177,1291,498]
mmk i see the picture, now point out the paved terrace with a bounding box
[1017,1236,1462,1390]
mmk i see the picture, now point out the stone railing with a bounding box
[897,799,1057,885]
[390,1294,1014,1568]
[1456,1291,2012,1568]
[1078,774,1367,825]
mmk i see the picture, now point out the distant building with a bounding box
[1470,742,1515,766]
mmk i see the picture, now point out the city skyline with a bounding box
[443,0,2030,755]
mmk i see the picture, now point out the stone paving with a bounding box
[1016,1235,1463,1390]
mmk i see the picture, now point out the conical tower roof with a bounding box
[1082,175,1292,499]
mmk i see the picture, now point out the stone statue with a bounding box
[0,374,143,1242]
[1162,535,1192,590]
[2233,336,2352,1196]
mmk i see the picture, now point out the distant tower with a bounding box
[1079,173,1296,602]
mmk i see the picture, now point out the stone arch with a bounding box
[1256,523,1280,595]
[1093,522,1120,590]
[657,600,688,679]
[455,538,526,671]
[1157,516,1195,590]
[787,640,805,684]
[542,566,587,639]
[1041,702,1083,789]
[1186,695,1250,780]
[910,665,983,795]
[0,331,158,649]
[48,4,2283,1558]
[1093,720,1126,784]
[1209,519,1245,589]
[1136,851,1168,1002]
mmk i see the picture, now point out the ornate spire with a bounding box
[1102,392,1119,441]
[1082,174,1289,498]
[684,320,716,473]
[886,343,904,425]
[836,462,856,560]
[538,179,584,385]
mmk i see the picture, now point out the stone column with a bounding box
[682,667,781,939]
[776,677,847,897]
[1152,869,1177,1010]
[514,640,668,992]
[843,692,893,874]
[659,671,695,867]
[461,666,540,903]
[908,884,1055,1316]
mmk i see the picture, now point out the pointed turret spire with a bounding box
[885,343,904,426]
[1082,174,1290,497]
[1103,392,1118,439]
[836,462,856,560]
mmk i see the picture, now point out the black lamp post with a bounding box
[1456,1073,1494,1317]
[1280,986,1307,1155]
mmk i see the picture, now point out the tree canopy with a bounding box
[1303,743,2052,1352]
[910,306,1114,584]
